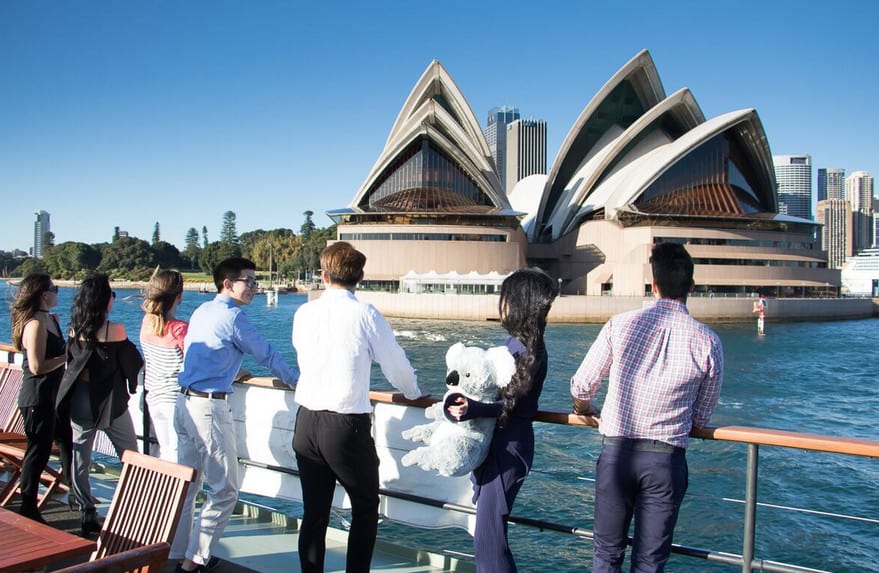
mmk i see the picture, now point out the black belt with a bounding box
[180,387,228,400]
[602,436,684,454]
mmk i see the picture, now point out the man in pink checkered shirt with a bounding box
[570,242,724,573]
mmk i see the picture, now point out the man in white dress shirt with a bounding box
[291,241,424,573]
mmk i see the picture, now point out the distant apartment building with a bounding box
[817,167,845,201]
[33,210,50,259]
[816,199,852,269]
[484,106,520,192]
[873,212,879,247]
[112,226,131,242]
[773,155,812,219]
[845,170,874,252]
[505,118,547,193]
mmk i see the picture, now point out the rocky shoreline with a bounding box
[49,279,304,294]
[53,279,213,292]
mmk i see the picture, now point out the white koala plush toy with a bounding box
[401,342,516,477]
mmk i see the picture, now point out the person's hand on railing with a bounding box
[572,396,600,417]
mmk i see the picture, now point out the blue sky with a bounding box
[2,0,877,252]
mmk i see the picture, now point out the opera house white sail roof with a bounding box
[340,60,516,219]
[530,49,787,242]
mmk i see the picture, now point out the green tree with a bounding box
[44,231,56,251]
[151,240,183,269]
[288,224,335,281]
[300,210,316,240]
[152,222,160,245]
[202,226,209,248]
[0,251,23,277]
[251,233,301,276]
[198,241,241,275]
[184,227,201,270]
[13,258,48,277]
[239,229,267,260]
[44,242,101,279]
[220,211,239,247]
[97,236,156,279]
[241,228,294,261]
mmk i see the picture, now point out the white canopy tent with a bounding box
[399,270,510,294]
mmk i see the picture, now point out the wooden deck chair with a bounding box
[0,360,69,509]
[52,541,170,573]
[92,450,196,560]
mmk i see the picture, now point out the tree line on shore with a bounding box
[1,210,335,282]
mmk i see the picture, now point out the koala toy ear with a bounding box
[486,346,517,388]
[446,342,466,368]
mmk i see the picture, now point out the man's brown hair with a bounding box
[320,242,366,287]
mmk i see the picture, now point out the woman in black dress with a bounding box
[11,272,71,523]
[57,273,143,535]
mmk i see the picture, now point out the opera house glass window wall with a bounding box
[636,133,766,216]
[362,139,493,213]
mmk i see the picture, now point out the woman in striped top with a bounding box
[140,269,187,462]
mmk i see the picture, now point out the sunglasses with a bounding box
[233,278,259,289]
[46,285,59,293]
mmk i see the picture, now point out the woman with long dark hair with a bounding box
[139,269,187,461]
[56,273,143,535]
[446,268,557,572]
[11,272,72,523]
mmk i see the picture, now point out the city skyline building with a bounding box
[773,154,813,219]
[845,170,874,252]
[505,118,547,194]
[873,212,879,247]
[845,170,874,211]
[483,106,520,192]
[816,198,852,269]
[817,167,845,201]
[33,210,50,259]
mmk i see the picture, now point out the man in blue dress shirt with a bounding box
[171,257,299,573]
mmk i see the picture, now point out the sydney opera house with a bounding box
[328,50,839,297]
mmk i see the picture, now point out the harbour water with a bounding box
[2,283,877,572]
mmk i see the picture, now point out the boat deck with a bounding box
[18,467,473,573]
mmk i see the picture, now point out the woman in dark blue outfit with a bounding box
[447,268,557,572]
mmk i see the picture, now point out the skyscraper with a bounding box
[773,155,812,219]
[484,106,520,192]
[845,170,874,212]
[873,212,879,247]
[817,167,844,201]
[33,210,50,259]
[505,119,547,192]
[816,199,852,269]
[846,170,875,252]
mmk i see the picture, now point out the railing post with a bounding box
[742,443,759,573]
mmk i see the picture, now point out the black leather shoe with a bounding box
[19,505,48,525]
[80,508,102,536]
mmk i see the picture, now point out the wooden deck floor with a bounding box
[5,467,473,573]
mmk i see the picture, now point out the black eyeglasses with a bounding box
[233,278,258,289]
[46,285,59,293]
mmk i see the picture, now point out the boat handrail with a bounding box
[238,375,879,459]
